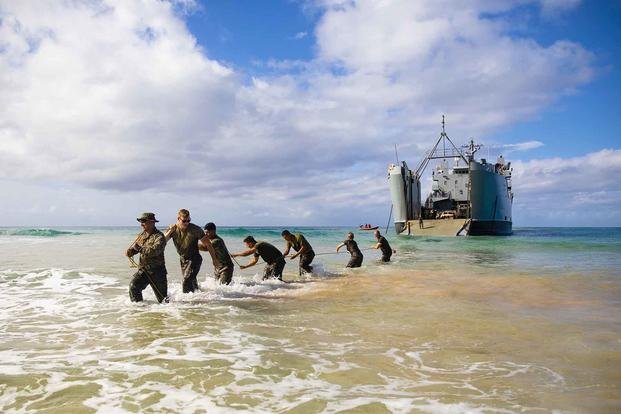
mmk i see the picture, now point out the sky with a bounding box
[0,0,620,227]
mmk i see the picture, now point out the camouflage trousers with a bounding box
[263,258,286,281]
[214,265,233,285]
[180,255,202,293]
[129,267,168,303]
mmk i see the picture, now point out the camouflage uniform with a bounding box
[286,233,315,275]
[343,239,363,268]
[210,235,234,285]
[377,236,393,262]
[170,223,205,293]
[128,230,168,302]
[255,241,286,280]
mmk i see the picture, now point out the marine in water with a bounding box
[281,230,315,275]
[164,209,205,293]
[336,232,363,268]
[200,222,234,285]
[373,230,395,262]
[126,212,168,303]
[232,236,286,281]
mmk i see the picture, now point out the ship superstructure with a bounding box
[388,117,513,236]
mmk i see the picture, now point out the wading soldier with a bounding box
[199,222,234,285]
[126,212,168,303]
[232,236,286,281]
[281,230,315,275]
[336,232,363,268]
[373,230,395,262]
[164,209,205,293]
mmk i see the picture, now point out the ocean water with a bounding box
[0,226,620,413]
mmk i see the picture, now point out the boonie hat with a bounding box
[137,212,159,222]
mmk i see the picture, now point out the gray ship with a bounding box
[388,117,513,236]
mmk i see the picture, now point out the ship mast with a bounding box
[414,115,468,180]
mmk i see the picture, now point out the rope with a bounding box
[385,204,393,235]
[230,255,243,268]
[314,247,375,256]
[141,267,168,303]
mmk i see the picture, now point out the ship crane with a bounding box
[413,116,468,181]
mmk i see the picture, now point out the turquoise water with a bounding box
[1,226,620,412]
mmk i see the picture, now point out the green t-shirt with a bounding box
[211,235,233,268]
[254,241,283,265]
[171,223,204,259]
[287,233,313,253]
[343,239,362,257]
[377,236,392,256]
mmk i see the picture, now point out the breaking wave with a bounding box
[0,228,84,237]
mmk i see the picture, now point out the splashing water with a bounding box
[1,226,620,412]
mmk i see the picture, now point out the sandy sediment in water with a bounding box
[296,266,621,320]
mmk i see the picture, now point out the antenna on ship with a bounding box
[413,114,467,179]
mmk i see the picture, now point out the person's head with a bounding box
[204,222,216,238]
[177,209,191,229]
[243,235,257,248]
[347,232,354,240]
[137,212,158,232]
[281,230,294,242]
[374,230,381,239]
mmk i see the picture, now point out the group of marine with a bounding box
[125,210,395,303]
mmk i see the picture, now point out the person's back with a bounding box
[255,241,284,264]
[232,236,286,281]
[377,235,392,262]
[211,234,234,268]
[200,222,235,285]
[344,239,362,257]
[337,232,363,268]
[282,230,315,275]
[290,233,313,253]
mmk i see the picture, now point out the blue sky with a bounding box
[0,0,620,227]
[186,1,318,67]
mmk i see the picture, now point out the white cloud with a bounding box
[539,0,581,17]
[0,0,607,226]
[502,140,544,152]
[511,149,621,225]
[513,149,621,195]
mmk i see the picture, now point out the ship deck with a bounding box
[400,218,468,236]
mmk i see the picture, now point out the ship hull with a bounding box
[388,162,420,234]
[467,219,512,236]
[468,160,512,236]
